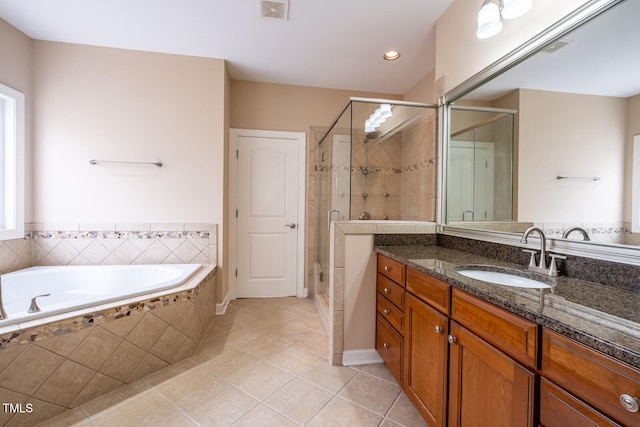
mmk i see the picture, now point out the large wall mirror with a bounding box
[443,0,640,254]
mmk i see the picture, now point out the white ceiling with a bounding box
[0,0,454,95]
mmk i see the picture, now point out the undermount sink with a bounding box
[456,268,551,289]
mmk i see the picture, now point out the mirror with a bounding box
[445,0,640,248]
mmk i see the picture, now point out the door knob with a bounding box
[285,223,296,229]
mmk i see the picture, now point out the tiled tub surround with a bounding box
[376,245,640,369]
[0,264,216,426]
[31,223,216,268]
[0,223,217,275]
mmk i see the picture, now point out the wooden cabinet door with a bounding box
[404,293,449,427]
[448,321,535,427]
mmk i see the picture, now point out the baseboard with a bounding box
[342,349,383,366]
[216,292,230,315]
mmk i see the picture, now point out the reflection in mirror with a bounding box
[447,107,518,229]
[445,0,640,247]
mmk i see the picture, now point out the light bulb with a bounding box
[379,104,392,119]
[501,0,533,19]
[477,0,502,39]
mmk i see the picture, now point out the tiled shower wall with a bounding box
[401,109,437,220]
[0,223,217,274]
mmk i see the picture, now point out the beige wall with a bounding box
[31,42,229,302]
[518,89,626,224]
[230,80,399,132]
[436,0,590,94]
[0,18,33,222]
[403,70,438,104]
[32,42,226,226]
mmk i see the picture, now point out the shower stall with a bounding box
[311,98,438,308]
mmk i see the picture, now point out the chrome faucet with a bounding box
[562,226,590,241]
[0,275,6,320]
[521,226,547,270]
[521,226,566,277]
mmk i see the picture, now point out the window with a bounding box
[0,82,25,240]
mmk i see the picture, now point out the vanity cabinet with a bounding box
[375,254,406,383]
[376,250,640,426]
[379,259,537,427]
[541,329,640,426]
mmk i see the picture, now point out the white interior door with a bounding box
[448,140,494,221]
[233,131,304,298]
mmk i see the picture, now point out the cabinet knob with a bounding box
[620,394,640,413]
[384,266,390,272]
[383,287,390,294]
[383,309,390,315]
[383,342,390,349]
[448,335,457,344]
[434,325,443,334]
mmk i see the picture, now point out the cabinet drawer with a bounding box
[376,313,403,384]
[406,268,450,315]
[540,378,622,427]
[377,254,405,285]
[542,329,640,426]
[377,292,404,335]
[377,273,405,309]
[451,289,538,369]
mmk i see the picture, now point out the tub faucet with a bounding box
[0,275,6,320]
[521,226,547,271]
[562,226,590,241]
[29,294,51,313]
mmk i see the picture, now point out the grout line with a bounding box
[150,387,201,427]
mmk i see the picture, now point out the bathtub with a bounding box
[0,263,202,327]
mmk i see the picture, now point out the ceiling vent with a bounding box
[541,39,573,54]
[259,0,289,20]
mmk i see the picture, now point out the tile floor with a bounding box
[36,297,426,427]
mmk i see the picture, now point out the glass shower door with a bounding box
[315,114,352,306]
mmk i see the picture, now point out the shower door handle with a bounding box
[327,209,341,230]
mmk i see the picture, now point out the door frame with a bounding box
[228,128,306,300]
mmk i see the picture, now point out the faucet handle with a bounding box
[548,254,567,277]
[523,249,537,267]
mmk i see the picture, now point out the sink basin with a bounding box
[456,269,551,289]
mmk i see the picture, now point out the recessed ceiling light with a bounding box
[383,51,400,61]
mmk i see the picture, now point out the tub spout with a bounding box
[29,294,51,313]
[0,275,6,319]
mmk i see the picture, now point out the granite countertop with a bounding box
[376,245,640,370]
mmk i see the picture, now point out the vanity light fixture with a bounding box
[501,0,533,19]
[477,0,502,39]
[383,50,401,61]
[365,104,392,132]
[477,0,533,39]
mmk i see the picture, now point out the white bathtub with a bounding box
[0,264,202,327]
